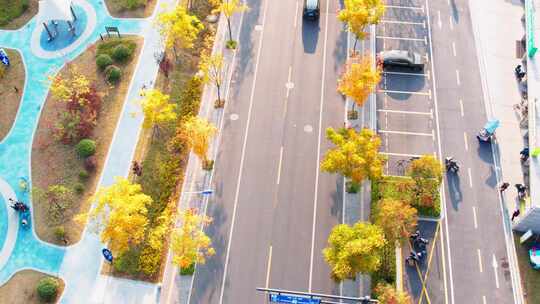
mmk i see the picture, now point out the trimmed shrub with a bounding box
[53,226,66,242]
[105,65,122,83]
[84,155,97,171]
[37,277,59,302]
[74,182,84,194]
[113,249,140,275]
[180,263,195,275]
[112,44,132,62]
[79,170,89,180]
[96,54,113,70]
[76,139,96,158]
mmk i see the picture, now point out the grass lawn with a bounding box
[0,0,37,29]
[372,175,441,218]
[514,232,540,303]
[31,36,143,245]
[0,49,24,141]
[105,0,157,18]
[0,270,64,304]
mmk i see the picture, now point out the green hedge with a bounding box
[97,39,136,62]
[37,277,59,302]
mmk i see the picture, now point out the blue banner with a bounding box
[0,48,9,66]
[269,294,321,304]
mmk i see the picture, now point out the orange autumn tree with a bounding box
[171,208,215,271]
[338,55,381,113]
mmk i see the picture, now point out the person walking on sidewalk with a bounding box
[499,182,510,193]
[511,209,520,221]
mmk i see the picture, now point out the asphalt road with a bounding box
[377,0,519,303]
[188,0,348,303]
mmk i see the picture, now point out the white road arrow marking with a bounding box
[492,254,500,288]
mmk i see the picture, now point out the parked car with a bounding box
[378,50,424,71]
[303,0,320,20]
[529,247,540,269]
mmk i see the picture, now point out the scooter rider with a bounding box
[445,156,459,173]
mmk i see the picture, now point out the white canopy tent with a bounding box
[37,0,76,40]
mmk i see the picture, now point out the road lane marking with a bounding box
[308,0,330,292]
[438,10,442,29]
[449,16,454,30]
[218,0,269,302]
[377,109,432,116]
[483,296,487,304]
[383,71,429,77]
[378,89,431,96]
[459,99,464,117]
[424,0,454,300]
[380,151,422,157]
[276,146,283,184]
[293,1,299,28]
[415,222,440,304]
[492,254,500,288]
[472,206,478,229]
[464,132,468,151]
[265,246,273,288]
[456,69,460,86]
[380,19,425,26]
[376,35,426,43]
[385,4,424,11]
[452,42,456,57]
[478,249,483,273]
[468,167,473,188]
[379,130,434,137]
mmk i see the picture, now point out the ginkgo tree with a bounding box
[155,5,204,60]
[338,55,381,117]
[321,127,386,187]
[182,116,217,170]
[139,89,177,136]
[338,0,385,50]
[213,0,248,48]
[373,198,417,245]
[171,208,216,272]
[375,283,413,304]
[78,177,151,255]
[48,65,91,104]
[323,221,386,281]
[199,52,225,107]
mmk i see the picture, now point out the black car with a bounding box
[303,0,320,20]
[378,50,424,71]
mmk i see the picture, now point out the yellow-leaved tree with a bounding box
[338,0,385,50]
[323,222,386,281]
[155,5,204,60]
[213,0,248,45]
[375,283,413,304]
[48,65,91,104]
[321,127,385,187]
[182,116,217,169]
[171,208,216,271]
[199,52,225,105]
[79,177,151,255]
[373,198,417,245]
[139,89,177,135]
[338,55,381,112]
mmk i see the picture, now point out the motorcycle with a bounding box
[445,157,459,173]
[406,250,427,266]
[515,64,526,81]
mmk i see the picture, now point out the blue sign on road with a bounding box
[269,294,321,304]
[0,48,9,66]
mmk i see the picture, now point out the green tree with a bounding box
[155,5,204,60]
[323,222,386,281]
[338,55,381,111]
[321,127,386,186]
[373,198,417,245]
[78,177,151,255]
[213,0,248,43]
[375,283,412,304]
[338,0,385,50]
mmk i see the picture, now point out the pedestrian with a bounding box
[520,147,530,162]
[511,209,520,221]
[132,161,142,177]
[499,182,510,193]
[13,86,18,94]
[515,183,526,193]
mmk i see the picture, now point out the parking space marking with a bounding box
[380,151,422,158]
[276,146,283,184]
[383,71,430,78]
[478,249,483,273]
[378,89,431,96]
[385,4,424,12]
[464,132,468,151]
[376,35,427,44]
[380,19,426,27]
[379,129,434,137]
[378,109,432,116]
[473,206,478,229]
[459,99,464,117]
[456,69,461,86]
[468,167,473,188]
[452,41,456,57]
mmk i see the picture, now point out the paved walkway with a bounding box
[0,0,176,303]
